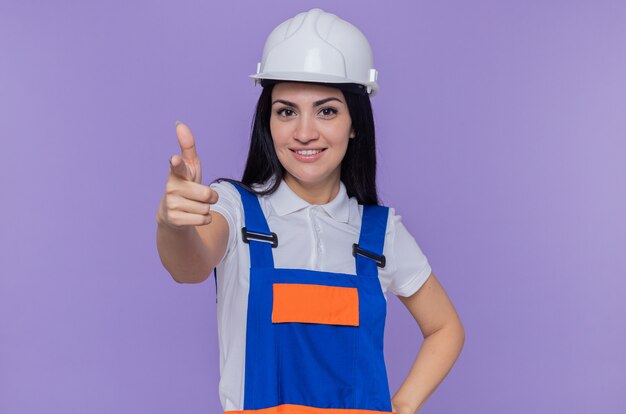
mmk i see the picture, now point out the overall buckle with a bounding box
[352,243,386,268]
[242,227,278,248]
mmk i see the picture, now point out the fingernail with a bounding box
[175,120,182,127]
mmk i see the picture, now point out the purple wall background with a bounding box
[1,0,625,413]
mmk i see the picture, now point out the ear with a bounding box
[349,127,356,139]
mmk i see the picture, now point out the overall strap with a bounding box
[230,182,276,269]
[354,204,389,277]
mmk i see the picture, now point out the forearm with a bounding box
[391,322,465,414]
[156,221,212,284]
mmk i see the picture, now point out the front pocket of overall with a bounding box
[272,283,359,326]
[271,282,359,407]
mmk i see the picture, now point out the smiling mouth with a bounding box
[291,149,327,156]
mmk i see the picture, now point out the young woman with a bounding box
[156,8,464,414]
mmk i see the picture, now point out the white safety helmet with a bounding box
[250,8,379,96]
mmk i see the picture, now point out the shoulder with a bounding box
[208,180,244,222]
[208,178,276,224]
[354,203,399,235]
[209,179,241,196]
[207,180,248,266]
[379,205,433,297]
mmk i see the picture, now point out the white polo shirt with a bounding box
[208,177,432,412]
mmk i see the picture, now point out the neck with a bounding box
[283,174,340,205]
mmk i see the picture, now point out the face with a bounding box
[270,82,355,193]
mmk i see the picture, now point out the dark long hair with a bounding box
[217,81,379,205]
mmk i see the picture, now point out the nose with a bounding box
[293,115,320,143]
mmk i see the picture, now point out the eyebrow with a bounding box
[271,97,344,107]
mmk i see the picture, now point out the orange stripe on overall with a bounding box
[225,403,396,414]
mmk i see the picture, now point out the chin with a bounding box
[285,169,337,186]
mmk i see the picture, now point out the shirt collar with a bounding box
[269,178,350,223]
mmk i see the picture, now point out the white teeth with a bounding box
[296,149,322,156]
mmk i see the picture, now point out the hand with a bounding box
[156,121,219,229]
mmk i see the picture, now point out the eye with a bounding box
[276,108,296,117]
[319,107,338,118]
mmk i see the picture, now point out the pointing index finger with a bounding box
[175,121,199,163]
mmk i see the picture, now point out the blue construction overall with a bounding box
[229,182,395,414]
